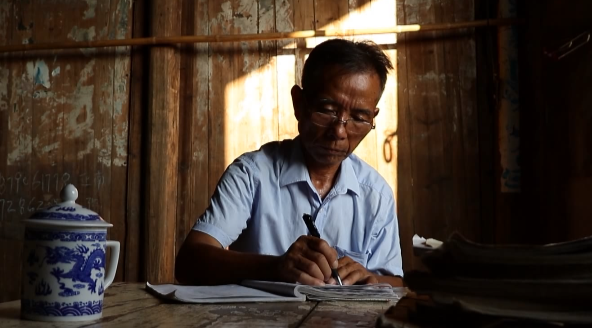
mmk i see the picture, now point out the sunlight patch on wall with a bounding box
[223,0,399,197]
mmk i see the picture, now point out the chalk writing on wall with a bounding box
[0,171,105,221]
[0,171,105,195]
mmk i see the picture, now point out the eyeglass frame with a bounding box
[301,90,377,135]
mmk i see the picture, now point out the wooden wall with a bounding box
[0,0,133,302]
[510,0,592,244]
[396,0,485,270]
[1,0,489,302]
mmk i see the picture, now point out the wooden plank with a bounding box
[176,0,211,257]
[125,0,147,282]
[91,0,116,287]
[413,1,454,243]
[58,0,105,235]
[455,1,481,242]
[436,0,480,241]
[302,301,391,327]
[563,18,592,240]
[189,0,212,237]
[276,0,299,140]
[0,1,11,303]
[536,2,569,244]
[227,0,262,162]
[3,0,69,302]
[346,0,372,31]
[207,0,233,196]
[395,0,418,272]
[108,0,133,282]
[313,0,349,35]
[293,0,314,87]
[396,0,480,248]
[1,0,33,303]
[398,0,445,247]
[367,0,406,274]
[540,0,592,243]
[146,0,181,284]
[568,178,592,240]
[474,0,496,244]
[502,0,540,244]
[0,0,133,301]
[208,0,279,184]
[394,0,483,260]
[176,0,198,258]
[257,0,279,146]
[0,240,22,303]
[312,0,349,52]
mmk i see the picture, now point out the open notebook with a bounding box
[146,280,407,303]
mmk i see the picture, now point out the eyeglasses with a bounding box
[310,111,376,135]
[303,94,376,135]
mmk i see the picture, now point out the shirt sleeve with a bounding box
[366,194,404,277]
[192,156,258,248]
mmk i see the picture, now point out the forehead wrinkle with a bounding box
[310,70,381,115]
[316,95,373,115]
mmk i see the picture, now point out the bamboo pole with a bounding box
[0,18,521,53]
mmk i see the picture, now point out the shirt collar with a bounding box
[279,137,360,196]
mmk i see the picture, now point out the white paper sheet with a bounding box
[146,282,306,303]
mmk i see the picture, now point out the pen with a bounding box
[302,213,343,286]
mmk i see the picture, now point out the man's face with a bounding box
[292,67,382,168]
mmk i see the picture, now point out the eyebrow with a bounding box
[316,98,374,116]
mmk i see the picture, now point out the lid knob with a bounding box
[60,184,78,203]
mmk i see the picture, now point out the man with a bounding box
[176,38,403,287]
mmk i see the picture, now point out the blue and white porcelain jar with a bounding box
[21,184,120,322]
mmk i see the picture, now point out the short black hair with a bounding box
[301,39,393,95]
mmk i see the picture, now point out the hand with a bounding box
[331,256,378,285]
[276,235,338,286]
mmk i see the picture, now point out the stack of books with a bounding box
[401,233,592,326]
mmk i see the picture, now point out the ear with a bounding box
[373,107,380,118]
[291,85,304,121]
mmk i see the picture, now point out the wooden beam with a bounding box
[146,0,181,284]
[0,18,522,53]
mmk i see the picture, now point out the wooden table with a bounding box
[0,283,394,327]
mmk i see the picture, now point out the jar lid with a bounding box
[24,184,112,228]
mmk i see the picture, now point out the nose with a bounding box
[326,116,348,139]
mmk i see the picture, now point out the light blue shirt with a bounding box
[193,137,403,277]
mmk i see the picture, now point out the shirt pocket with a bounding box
[334,246,369,267]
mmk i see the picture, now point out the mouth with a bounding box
[319,146,347,155]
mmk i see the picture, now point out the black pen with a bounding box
[302,213,343,286]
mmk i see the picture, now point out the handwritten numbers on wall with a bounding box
[0,171,105,222]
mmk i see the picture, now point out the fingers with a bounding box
[286,267,326,286]
[306,237,338,269]
[339,264,365,285]
[360,275,378,284]
[336,256,375,285]
[299,236,338,280]
[279,236,339,285]
[278,250,326,285]
[293,248,327,280]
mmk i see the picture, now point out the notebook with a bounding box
[146,280,407,304]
